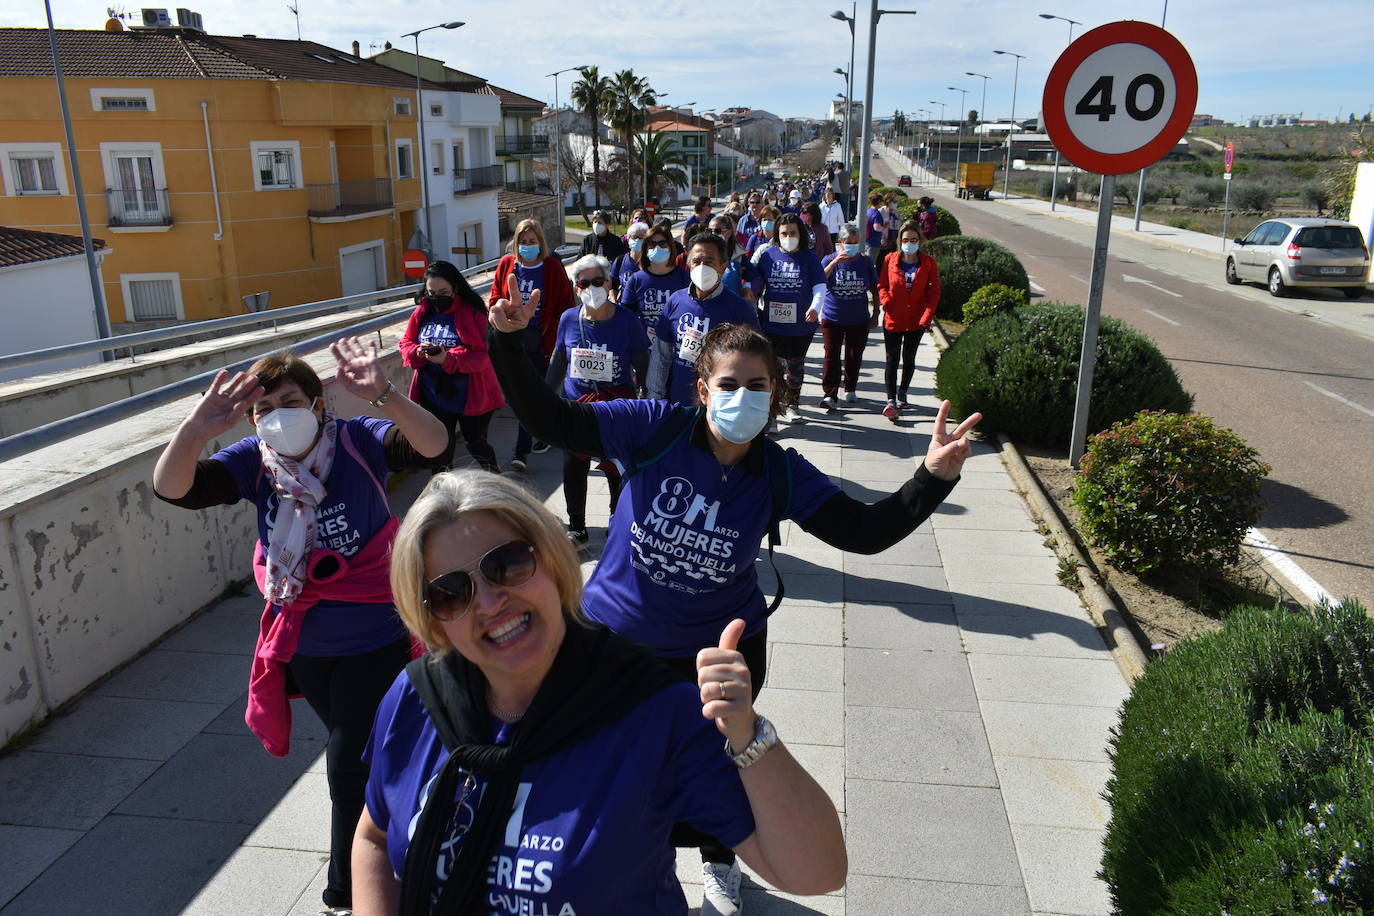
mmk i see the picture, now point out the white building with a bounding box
[0,227,110,382]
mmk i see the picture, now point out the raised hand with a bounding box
[184,369,263,440]
[488,273,539,333]
[330,336,387,402]
[697,619,755,752]
[923,399,982,482]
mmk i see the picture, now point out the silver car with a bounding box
[1225,217,1370,299]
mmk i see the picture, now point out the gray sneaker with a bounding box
[701,860,743,916]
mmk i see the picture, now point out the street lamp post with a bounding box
[929,99,945,184]
[673,101,697,201]
[1039,14,1081,211]
[833,67,850,168]
[856,2,916,223]
[831,5,857,181]
[644,90,667,208]
[965,71,990,162]
[994,50,1025,201]
[546,65,588,231]
[1135,1,1169,230]
[401,20,464,257]
[948,86,968,188]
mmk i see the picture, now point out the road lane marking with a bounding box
[1028,278,1046,293]
[1143,309,1181,326]
[1303,381,1374,419]
[1122,274,1184,298]
[1069,274,1088,284]
[1244,528,1334,606]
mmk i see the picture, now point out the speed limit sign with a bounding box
[1042,21,1197,175]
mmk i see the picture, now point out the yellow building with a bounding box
[0,26,443,325]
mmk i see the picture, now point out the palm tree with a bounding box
[619,132,690,201]
[608,69,656,205]
[569,66,614,208]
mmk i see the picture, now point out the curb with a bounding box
[928,321,1150,683]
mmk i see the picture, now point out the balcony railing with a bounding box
[503,177,539,193]
[306,179,393,218]
[453,165,502,195]
[105,187,172,227]
[495,134,550,156]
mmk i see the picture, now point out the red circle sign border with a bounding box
[1042,20,1198,175]
[402,248,430,280]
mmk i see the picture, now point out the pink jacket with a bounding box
[399,301,506,416]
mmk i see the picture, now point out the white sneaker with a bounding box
[818,395,838,410]
[845,390,858,404]
[782,406,807,425]
[701,860,743,916]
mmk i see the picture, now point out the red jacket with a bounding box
[398,301,505,416]
[487,254,575,360]
[876,251,941,332]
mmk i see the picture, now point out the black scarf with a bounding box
[399,620,679,916]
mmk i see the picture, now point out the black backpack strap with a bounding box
[623,405,702,481]
[404,656,462,751]
[763,440,793,617]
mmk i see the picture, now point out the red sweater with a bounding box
[876,251,941,332]
[487,254,576,360]
[398,301,505,416]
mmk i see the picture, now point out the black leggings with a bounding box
[563,452,623,530]
[657,625,769,866]
[289,637,411,908]
[416,390,499,472]
[883,329,924,402]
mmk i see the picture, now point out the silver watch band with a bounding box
[726,715,778,769]
[369,379,395,408]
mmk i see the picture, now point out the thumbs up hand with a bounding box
[489,273,539,333]
[697,619,756,753]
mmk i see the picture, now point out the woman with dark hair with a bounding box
[753,212,826,425]
[618,222,690,343]
[708,213,757,303]
[485,293,981,916]
[399,260,504,473]
[876,220,941,422]
[800,200,835,260]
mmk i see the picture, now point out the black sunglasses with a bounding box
[423,540,536,621]
[576,276,607,289]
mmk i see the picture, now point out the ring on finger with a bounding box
[718,680,729,701]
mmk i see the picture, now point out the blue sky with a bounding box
[7,0,1370,126]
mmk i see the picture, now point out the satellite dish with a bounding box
[105,17,124,30]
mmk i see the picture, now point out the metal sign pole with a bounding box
[1220,174,1232,251]
[1069,172,1118,466]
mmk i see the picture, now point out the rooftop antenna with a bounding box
[286,1,300,40]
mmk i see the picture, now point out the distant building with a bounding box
[1191,113,1225,128]
[1247,114,1304,128]
[0,226,109,380]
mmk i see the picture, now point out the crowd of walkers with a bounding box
[152,164,980,916]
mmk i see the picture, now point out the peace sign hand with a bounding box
[922,400,982,482]
[184,369,264,441]
[488,273,540,334]
[329,336,388,403]
[697,619,756,752]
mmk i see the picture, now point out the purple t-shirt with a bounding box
[654,287,759,406]
[756,246,825,337]
[553,305,650,399]
[415,309,470,414]
[618,267,689,340]
[865,206,885,247]
[363,675,754,914]
[211,416,406,656]
[820,252,877,325]
[515,261,545,328]
[587,400,840,656]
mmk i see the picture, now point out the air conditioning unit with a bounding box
[141,8,171,27]
[176,8,203,30]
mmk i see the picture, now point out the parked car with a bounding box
[1226,218,1370,299]
[897,175,912,186]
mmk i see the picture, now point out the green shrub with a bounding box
[933,302,1192,448]
[1074,411,1269,575]
[923,236,1029,321]
[1102,601,1374,914]
[962,282,1028,325]
[933,206,961,237]
[1233,180,1278,212]
[1169,217,1194,230]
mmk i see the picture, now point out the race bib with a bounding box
[569,346,613,382]
[768,301,798,324]
[677,324,706,364]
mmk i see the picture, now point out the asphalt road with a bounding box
[866,153,1374,605]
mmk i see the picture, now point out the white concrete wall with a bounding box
[1349,161,1374,283]
[0,255,103,383]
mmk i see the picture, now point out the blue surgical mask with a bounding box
[760,220,776,234]
[646,244,671,265]
[517,244,541,261]
[629,237,644,253]
[901,242,920,256]
[843,243,862,257]
[707,387,772,444]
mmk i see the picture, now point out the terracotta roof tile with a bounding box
[0,226,106,269]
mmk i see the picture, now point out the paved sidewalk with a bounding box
[0,330,1128,915]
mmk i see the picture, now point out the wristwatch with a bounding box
[369,379,395,408]
[726,715,778,769]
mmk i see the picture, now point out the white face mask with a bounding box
[593,221,608,235]
[580,285,608,310]
[780,236,800,253]
[256,406,320,457]
[690,264,720,292]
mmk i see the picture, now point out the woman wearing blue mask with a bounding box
[618,223,690,343]
[610,221,650,301]
[817,224,880,410]
[485,297,980,916]
[745,205,780,259]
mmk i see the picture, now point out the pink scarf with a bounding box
[258,417,337,606]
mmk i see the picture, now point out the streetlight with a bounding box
[645,90,667,206]
[948,86,968,187]
[831,5,857,186]
[994,50,1025,201]
[1039,14,1081,211]
[1135,1,1169,231]
[546,65,588,235]
[400,20,464,257]
[965,71,990,162]
[673,101,697,199]
[929,99,946,184]
[833,67,850,168]
[856,3,917,223]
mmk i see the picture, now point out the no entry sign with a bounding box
[1042,21,1197,175]
[402,248,430,280]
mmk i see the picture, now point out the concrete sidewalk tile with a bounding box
[0,814,250,916]
[756,687,844,746]
[943,552,1064,586]
[847,779,1021,886]
[846,705,997,787]
[952,581,1088,619]
[968,655,1130,709]
[0,750,158,830]
[0,825,83,908]
[846,875,1030,914]
[180,845,327,916]
[768,545,844,575]
[980,701,1118,764]
[115,731,323,825]
[842,533,941,568]
[243,772,331,852]
[740,888,846,914]
[1010,824,1112,916]
[931,505,1039,532]
[204,692,329,743]
[159,601,261,655]
[996,756,1112,830]
[844,646,978,711]
[941,486,1028,512]
[771,571,845,606]
[93,647,249,705]
[952,471,1021,490]
[284,861,330,916]
[766,603,843,647]
[26,694,223,761]
[958,612,1111,659]
[844,563,949,604]
[936,527,1055,557]
[843,602,960,652]
[787,742,846,814]
[768,643,845,693]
